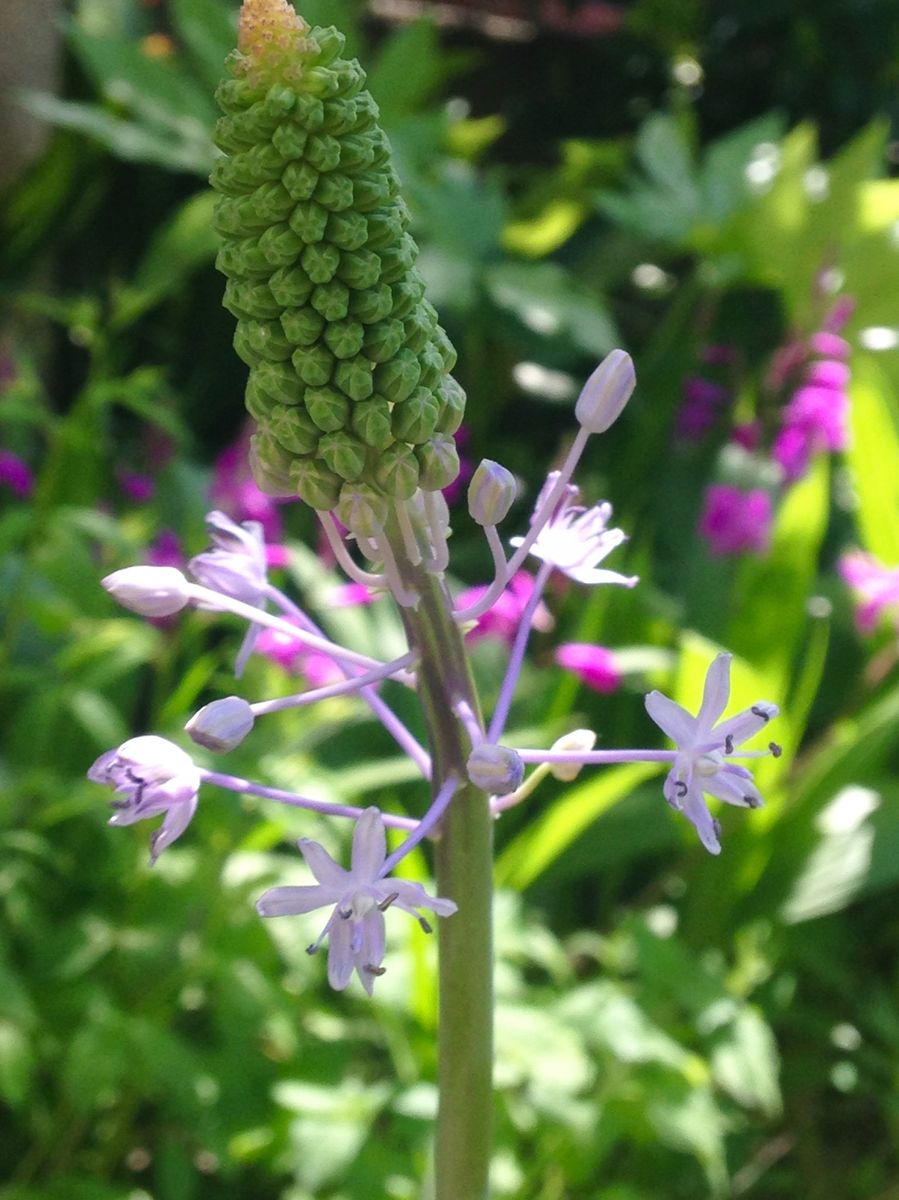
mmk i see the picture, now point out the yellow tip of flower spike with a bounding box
[238,0,309,62]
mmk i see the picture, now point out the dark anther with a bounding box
[306,944,318,956]
[712,818,722,839]
[364,963,387,976]
[751,705,771,723]
[724,735,734,755]
[674,781,688,799]
[744,794,762,809]
[339,908,353,920]
[378,893,399,912]
[769,741,783,758]
[418,916,433,935]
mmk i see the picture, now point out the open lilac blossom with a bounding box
[698,484,772,557]
[645,653,779,854]
[189,511,270,674]
[457,571,553,645]
[839,550,899,634]
[510,473,638,588]
[554,642,621,693]
[256,807,457,994]
[0,450,33,498]
[88,735,200,863]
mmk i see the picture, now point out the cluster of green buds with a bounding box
[211,0,465,531]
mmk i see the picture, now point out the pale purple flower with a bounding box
[189,511,270,675]
[457,571,553,644]
[256,807,457,994]
[0,450,33,498]
[510,474,638,588]
[645,654,779,854]
[839,550,899,634]
[698,485,773,557]
[88,735,200,863]
[554,642,621,693]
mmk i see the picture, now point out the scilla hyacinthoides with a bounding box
[89,4,782,1196]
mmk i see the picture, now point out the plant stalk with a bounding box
[392,535,493,1200]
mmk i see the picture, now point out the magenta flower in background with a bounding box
[331,582,375,607]
[839,550,899,634]
[147,529,184,569]
[554,642,621,693]
[441,426,474,507]
[118,470,156,503]
[457,571,553,644]
[0,450,34,498]
[699,484,773,557]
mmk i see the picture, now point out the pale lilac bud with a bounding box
[185,696,255,752]
[467,744,524,795]
[575,349,636,434]
[102,565,191,617]
[548,729,596,781]
[468,459,517,527]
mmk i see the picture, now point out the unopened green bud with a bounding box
[289,457,342,509]
[376,443,419,499]
[391,387,439,444]
[334,356,374,402]
[352,396,394,449]
[416,435,459,492]
[305,385,349,432]
[269,403,320,454]
[468,459,517,526]
[319,430,367,480]
[335,483,389,538]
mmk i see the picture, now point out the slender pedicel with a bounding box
[504,426,591,578]
[187,583,387,672]
[487,559,553,743]
[379,775,460,875]
[369,527,419,608]
[515,748,679,765]
[318,512,389,590]
[453,525,509,623]
[423,490,450,573]
[395,499,424,567]
[249,652,415,715]
[200,770,418,831]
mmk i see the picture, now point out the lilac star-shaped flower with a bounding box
[256,807,457,994]
[645,653,779,854]
[88,735,200,862]
[511,472,638,587]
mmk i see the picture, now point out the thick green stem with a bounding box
[392,544,493,1200]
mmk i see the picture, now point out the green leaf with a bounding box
[495,763,661,890]
[169,0,236,91]
[485,261,619,357]
[847,354,899,564]
[709,1007,781,1118]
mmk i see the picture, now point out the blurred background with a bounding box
[4,1,899,1197]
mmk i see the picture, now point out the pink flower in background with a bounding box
[0,450,33,498]
[699,484,773,557]
[255,620,343,686]
[554,642,621,693]
[839,550,899,635]
[731,421,761,452]
[118,470,155,503]
[457,571,553,644]
[330,582,375,607]
[441,426,475,507]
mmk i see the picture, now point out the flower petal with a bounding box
[255,885,337,917]
[385,879,458,917]
[565,566,639,587]
[713,701,779,748]
[327,915,355,990]
[696,654,731,733]
[357,909,386,995]
[298,838,348,889]
[149,793,198,863]
[351,807,386,880]
[704,769,764,809]
[645,691,696,746]
[681,787,722,854]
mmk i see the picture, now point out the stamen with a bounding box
[751,705,771,723]
[422,490,450,573]
[744,794,763,808]
[417,916,433,934]
[724,735,734,755]
[339,907,353,920]
[712,818,722,839]
[769,741,782,758]
[306,943,318,955]
[364,963,387,976]
[675,780,688,799]
[378,893,399,912]
[394,499,423,566]
[317,512,387,590]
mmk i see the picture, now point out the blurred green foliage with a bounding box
[4,0,899,1197]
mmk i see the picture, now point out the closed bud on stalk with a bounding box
[548,729,596,781]
[185,696,255,752]
[468,459,517,526]
[467,744,524,796]
[102,566,191,617]
[574,349,635,434]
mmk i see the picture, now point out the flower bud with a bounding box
[468,459,517,526]
[548,729,596,782]
[574,349,635,434]
[467,744,524,796]
[185,696,255,752]
[102,566,191,617]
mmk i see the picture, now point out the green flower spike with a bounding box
[213,0,466,528]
